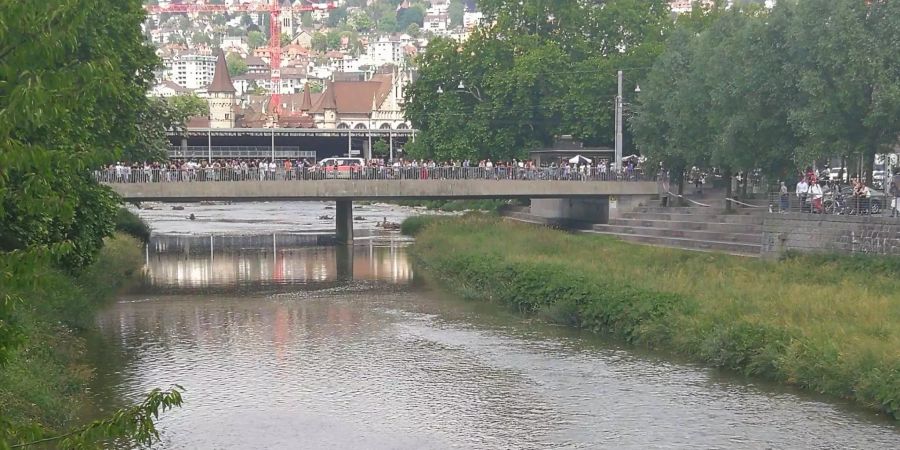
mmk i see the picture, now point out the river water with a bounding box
[88,202,900,449]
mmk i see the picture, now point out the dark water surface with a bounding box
[89,204,900,449]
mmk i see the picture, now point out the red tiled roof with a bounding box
[309,75,394,114]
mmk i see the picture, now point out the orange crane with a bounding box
[146,1,336,122]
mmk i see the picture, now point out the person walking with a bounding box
[796,176,809,213]
[779,181,789,212]
[890,168,900,218]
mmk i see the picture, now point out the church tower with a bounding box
[207,49,236,128]
[322,80,338,128]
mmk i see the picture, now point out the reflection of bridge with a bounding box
[106,169,659,243]
[142,234,413,293]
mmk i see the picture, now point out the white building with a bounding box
[669,0,716,14]
[423,13,449,34]
[366,35,409,67]
[163,53,217,89]
[463,11,483,30]
[149,80,192,97]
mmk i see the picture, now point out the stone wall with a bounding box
[762,213,900,258]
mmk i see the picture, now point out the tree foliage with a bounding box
[226,52,249,76]
[0,0,184,445]
[635,0,900,182]
[404,0,670,161]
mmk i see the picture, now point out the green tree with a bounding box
[348,9,374,33]
[226,52,249,76]
[281,32,292,47]
[191,32,213,46]
[311,32,328,52]
[327,7,348,27]
[326,30,342,50]
[404,0,670,161]
[248,30,267,49]
[449,0,465,28]
[0,0,184,443]
[378,14,398,33]
[301,11,313,28]
[397,5,425,30]
[406,22,421,37]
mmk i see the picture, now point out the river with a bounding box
[87,202,900,449]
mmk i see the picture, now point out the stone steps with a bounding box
[618,211,766,224]
[593,224,761,244]
[631,206,763,216]
[584,230,762,255]
[607,218,763,234]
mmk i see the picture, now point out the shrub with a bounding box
[115,207,151,243]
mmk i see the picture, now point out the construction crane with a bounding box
[146,1,336,124]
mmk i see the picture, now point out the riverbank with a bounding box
[0,229,144,435]
[410,215,900,418]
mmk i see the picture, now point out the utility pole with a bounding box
[615,70,623,173]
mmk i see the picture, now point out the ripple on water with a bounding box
[92,288,900,450]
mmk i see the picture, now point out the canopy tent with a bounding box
[568,155,593,164]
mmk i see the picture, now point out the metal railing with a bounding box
[167,146,317,159]
[767,190,899,217]
[95,167,649,183]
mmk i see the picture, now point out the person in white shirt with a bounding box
[810,181,824,213]
[795,178,810,213]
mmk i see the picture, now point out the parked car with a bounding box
[315,157,365,179]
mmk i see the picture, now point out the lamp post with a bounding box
[615,70,623,173]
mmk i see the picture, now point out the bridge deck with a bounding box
[107,179,658,201]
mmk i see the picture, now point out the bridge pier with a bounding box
[335,200,353,244]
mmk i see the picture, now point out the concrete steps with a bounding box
[593,224,761,244]
[585,230,762,255]
[618,211,765,224]
[607,218,763,234]
[600,207,764,256]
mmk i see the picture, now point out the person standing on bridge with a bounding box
[889,168,900,218]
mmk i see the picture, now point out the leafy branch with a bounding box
[4,387,184,450]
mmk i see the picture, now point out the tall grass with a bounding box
[0,233,144,431]
[411,216,900,418]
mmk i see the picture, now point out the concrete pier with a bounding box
[335,200,353,244]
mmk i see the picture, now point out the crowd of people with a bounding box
[95,157,644,182]
[778,168,900,217]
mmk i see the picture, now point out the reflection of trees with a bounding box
[141,236,413,291]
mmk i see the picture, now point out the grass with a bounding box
[0,233,144,433]
[115,207,151,243]
[411,215,900,418]
[395,199,517,212]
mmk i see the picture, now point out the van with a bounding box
[316,157,365,179]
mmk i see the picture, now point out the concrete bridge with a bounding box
[101,168,658,243]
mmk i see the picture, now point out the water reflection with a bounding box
[141,234,413,293]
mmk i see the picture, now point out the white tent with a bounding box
[568,155,592,164]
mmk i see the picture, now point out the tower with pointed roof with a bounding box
[321,81,338,128]
[207,49,236,128]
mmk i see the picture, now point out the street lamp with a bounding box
[615,72,642,172]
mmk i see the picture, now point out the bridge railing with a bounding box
[95,167,649,184]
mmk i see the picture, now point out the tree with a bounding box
[348,9,374,33]
[327,7,348,27]
[301,12,313,28]
[226,52,249,76]
[404,0,670,161]
[248,30,267,49]
[281,32,292,47]
[0,0,183,443]
[397,5,425,30]
[311,32,328,52]
[191,31,213,46]
[325,30,342,50]
[378,15,398,33]
[449,0,465,28]
[406,22,420,37]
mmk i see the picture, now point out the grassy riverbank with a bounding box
[0,231,144,434]
[410,215,900,418]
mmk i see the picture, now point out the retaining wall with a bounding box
[762,213,900,257]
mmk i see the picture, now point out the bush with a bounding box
[400,215,442,236]
[115,207,151,243]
